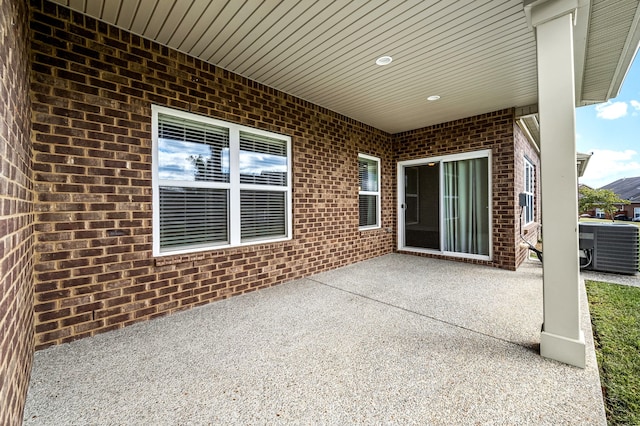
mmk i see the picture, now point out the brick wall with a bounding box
[29,1,395,349]
[0,0,35,424]
[514,123,542,267]
[394,109,520,270]
[28,0,538,349]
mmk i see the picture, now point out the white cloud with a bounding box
[158,138,211,181]
[579,149,640,188]
[239,151,287,175]
[630,100,640,114]
[595,101,628,120]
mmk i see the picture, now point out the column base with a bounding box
[540,329,586,368]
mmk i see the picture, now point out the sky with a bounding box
[576,55,640,188]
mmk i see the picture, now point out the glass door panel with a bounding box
[443,157,489,256]
[404,164,440,249]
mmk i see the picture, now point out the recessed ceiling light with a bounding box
[375,56,393,66]
[427,95,441,101]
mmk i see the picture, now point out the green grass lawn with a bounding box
[586,281,640,425]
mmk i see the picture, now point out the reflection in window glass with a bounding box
[157,114,229,182]
[239,132,288,186]
[359,157,378,192]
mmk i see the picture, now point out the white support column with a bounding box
[530,0,586,368]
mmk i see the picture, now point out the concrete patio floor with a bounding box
[23,254,606,425]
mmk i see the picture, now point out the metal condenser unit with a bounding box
[579,223,639,275]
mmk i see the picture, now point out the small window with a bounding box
[523,158,535,224]
[358,154,381,229]
[152,106,291,256]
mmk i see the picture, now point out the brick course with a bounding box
[1,0,35,424]
[27,0,540,351]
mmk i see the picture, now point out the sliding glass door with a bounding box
[399,150,491,260]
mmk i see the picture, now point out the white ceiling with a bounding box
[48,0,640,134]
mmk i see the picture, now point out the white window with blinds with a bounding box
[358,154,381,230]
[152,105,292,256]
[523,158,535,225]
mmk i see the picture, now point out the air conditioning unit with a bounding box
[579,223,639,275]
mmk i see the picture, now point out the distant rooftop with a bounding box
[600,176,640,202]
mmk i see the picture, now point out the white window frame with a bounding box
[523,158,535,225]
[152,105,292,257]
[358,153,381,230]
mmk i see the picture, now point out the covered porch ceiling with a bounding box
[49,0,640,134]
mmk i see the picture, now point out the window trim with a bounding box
[358,153,381,230]
[152,105,292,257]
[523,157,535,225]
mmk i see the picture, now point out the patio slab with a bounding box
[23,254,606,425]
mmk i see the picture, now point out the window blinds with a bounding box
[241,190,286,241]
[159,187,229,248]
[358,155,380,228]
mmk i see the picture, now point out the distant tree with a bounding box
[190,154,208,181]
[189,146,222,181]
[579,186,630,220]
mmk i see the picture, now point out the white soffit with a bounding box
[576,151,592,177]
[48,0,639,134]
[580,0,640,103]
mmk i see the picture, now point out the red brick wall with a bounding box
[514,123,541,267]
[29,1,395,349]
[28,1,535,350]
[1,0,35,424]
[394,109,520,270]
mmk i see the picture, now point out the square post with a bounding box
[530,0,586,368]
